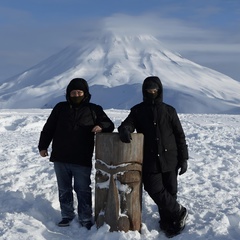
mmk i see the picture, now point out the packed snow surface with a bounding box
[0,108,240,239]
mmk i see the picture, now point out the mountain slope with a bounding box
[0,32,240,113]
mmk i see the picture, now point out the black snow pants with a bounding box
[143,171,179,222]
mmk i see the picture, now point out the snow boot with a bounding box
[163,205,188,238]
[57,218,74,227]
[80,220,93,230]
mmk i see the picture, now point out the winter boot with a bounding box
[163,205,188,238]
[80,220,93,230]
[57,218,74,227]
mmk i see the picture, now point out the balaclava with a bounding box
[142,76,163,104]
[144,81,159,100]
[66,78,91,106]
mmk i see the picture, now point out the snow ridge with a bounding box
[0,31,240,113]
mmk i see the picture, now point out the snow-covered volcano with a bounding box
[0,32,240,113]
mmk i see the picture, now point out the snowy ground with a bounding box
[0,109,240,240]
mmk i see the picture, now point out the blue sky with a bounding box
[0,0,239,82]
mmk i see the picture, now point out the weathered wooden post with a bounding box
[95,133,144,232]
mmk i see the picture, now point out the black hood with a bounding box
[142,76,163,103]
[66,78,91,103]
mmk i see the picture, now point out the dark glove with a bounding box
[119,127,132,143]
[178,160,188,175]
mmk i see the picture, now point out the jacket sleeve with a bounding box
[38,104,60,151]
[94,105,115,132]
[117,107,136,133]
[171,108,189,161]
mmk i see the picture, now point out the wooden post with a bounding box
[95,133,144,232]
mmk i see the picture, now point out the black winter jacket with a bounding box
[118,77,188,173]
[38,101,114,167]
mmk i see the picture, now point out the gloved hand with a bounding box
[178,160,188,175]
[119,127,132,143]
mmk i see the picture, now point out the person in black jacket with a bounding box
[118,76,189,238]
[38,78,114,229]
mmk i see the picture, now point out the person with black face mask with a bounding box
[69,89,84,105]
[118,76,189,238]
[145,88,159,100]
[38,78,114,230]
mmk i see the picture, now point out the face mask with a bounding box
[146,92,158,100]
[70,96,84,105]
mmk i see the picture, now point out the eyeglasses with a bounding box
[146,89,158,94]
[70,90,84,97]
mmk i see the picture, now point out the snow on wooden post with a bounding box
[95,132,144,232]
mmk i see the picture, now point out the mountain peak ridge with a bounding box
[0,32,240,113]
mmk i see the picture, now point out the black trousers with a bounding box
[143,171,179,222]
